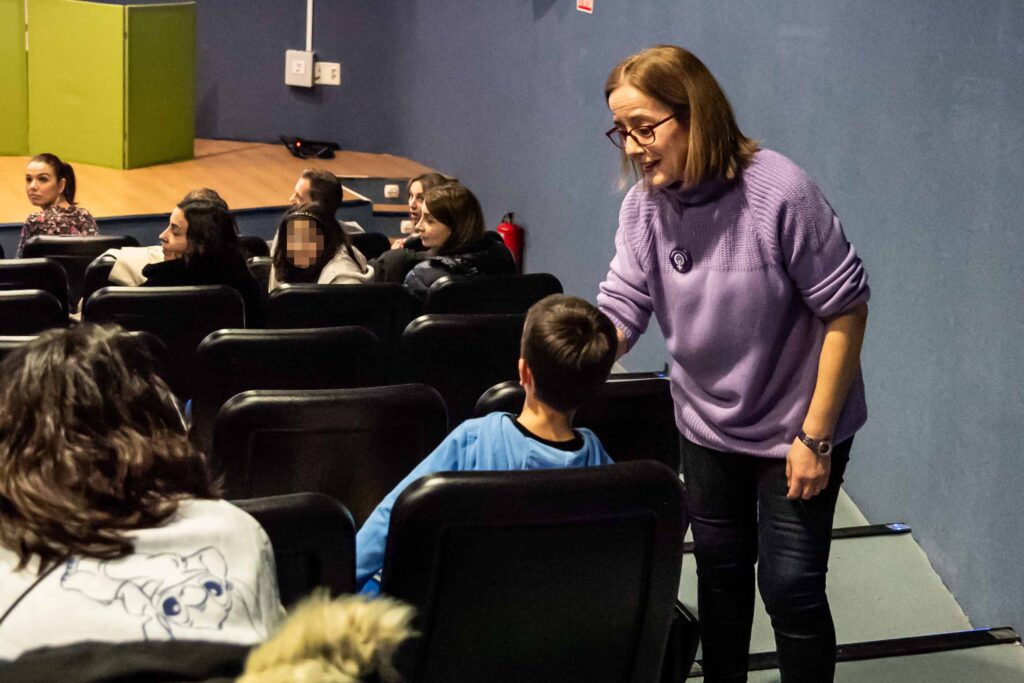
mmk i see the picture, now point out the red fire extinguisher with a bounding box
[497,212,523,273]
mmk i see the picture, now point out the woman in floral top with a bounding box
[19,153,99,256]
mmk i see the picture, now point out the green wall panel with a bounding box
[28,0,125,168]
[0,0,29,154]
[125,3,195,169]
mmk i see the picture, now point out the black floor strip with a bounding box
[682,522,910,554]
[687,627,1021,677]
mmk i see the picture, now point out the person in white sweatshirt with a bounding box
[268,202,374,290]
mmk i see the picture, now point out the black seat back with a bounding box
[82,253,116,308]
[398,313,524,429]
[83,285,245,399]
[239,234,270,259]
[0,335,37,364]
[382,461,687,683]
[350,231,391,260]
[192,326,382,456]
[212,385,447,526]
[0,258,70,313]
[0,290,67,335]
[22,235,140,308]
[423,272,563,314]
[267,283,419,370]
[233,493,356,607]
[246,256,273,326]
[476,374,680,471]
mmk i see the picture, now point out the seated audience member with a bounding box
[370,184,515,297]
[238,591,414,683]
[18,153,99,256]
[392,172,451,250]
[356,294,619,593]
[141,195,263,323]
[289,168,363,234]
[268,202,374,290]
[0,325,285,659]
[105,188,229,287]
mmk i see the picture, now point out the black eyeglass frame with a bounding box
[605,114,677,149]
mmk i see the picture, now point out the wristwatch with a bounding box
[798,430,833,458]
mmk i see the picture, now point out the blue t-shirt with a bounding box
[355,412,612,594]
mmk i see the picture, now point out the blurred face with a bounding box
[159,207,189,261]
[25,160,66,209]
[286,218,324,268]
[607,83,689,189]
[417,202,452,249]
[290,177,312,205]
[407,180,426,226]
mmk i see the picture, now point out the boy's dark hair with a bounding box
[302,169,343,215]
[0,325,219,573]
[520,295,617,412]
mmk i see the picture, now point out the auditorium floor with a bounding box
[679,489,1024,681]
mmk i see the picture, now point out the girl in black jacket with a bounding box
[370,184,514,296]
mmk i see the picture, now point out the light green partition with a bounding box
[26,0,195,169]
[0,0,29,155]
[126,3,195,168]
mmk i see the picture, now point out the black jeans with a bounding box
[680,437,852,683]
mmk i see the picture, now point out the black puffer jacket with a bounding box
[403,231,515,296]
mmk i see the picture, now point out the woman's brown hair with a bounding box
[423,184,485,253]
[0,325,219,573]
[605,45,759,187]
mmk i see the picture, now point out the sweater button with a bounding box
[670,248,692,273]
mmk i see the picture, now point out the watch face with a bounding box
[818,442,833,457]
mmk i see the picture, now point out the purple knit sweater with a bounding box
[598,150,869,458]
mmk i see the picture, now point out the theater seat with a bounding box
[191,326,382,456]
[83,285,246,399]
[22,234,139,308]
[239,234,270,259]
[211,384,447,526]
[381,461,691,682]
[350,231,391,260]
[422,272,563,314]
[397,313,525,429]
[81,254,116,308]
[0,290,67,335]
[267,283,419,370]
[233,493,356,606]
[476,374,681,472]
[0,258,71,314]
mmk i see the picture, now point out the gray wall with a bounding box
[197,1,1024,628]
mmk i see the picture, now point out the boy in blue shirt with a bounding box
[356,294,619,593]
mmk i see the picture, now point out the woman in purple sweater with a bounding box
[598,46,869,682]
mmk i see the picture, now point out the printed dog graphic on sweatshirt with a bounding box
[60,547,262,640]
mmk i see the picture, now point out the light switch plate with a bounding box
[285,49,314,87]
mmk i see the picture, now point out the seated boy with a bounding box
[356,294,619,594]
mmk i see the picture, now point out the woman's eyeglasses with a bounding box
[605,114,676,149]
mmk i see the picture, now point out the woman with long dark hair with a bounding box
[0,325,284,658]
[141,194,262,323]
[19,153,99,256]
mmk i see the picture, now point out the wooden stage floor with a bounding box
[0,139,434,223]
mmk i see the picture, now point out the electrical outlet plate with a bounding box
[384,183,400,199]
[285,49,315,87]
[314,61,341,86]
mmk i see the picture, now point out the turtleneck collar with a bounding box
[658,175,735,209]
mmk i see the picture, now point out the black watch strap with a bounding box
[798,430,833,458]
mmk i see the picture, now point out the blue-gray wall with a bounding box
[196,1,1023,629]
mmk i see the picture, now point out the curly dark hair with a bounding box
[177,197,245,270]
[0,325,220,573]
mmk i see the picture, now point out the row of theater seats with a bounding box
[234,461,696,683]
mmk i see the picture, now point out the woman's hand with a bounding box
[785,438,831,500]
